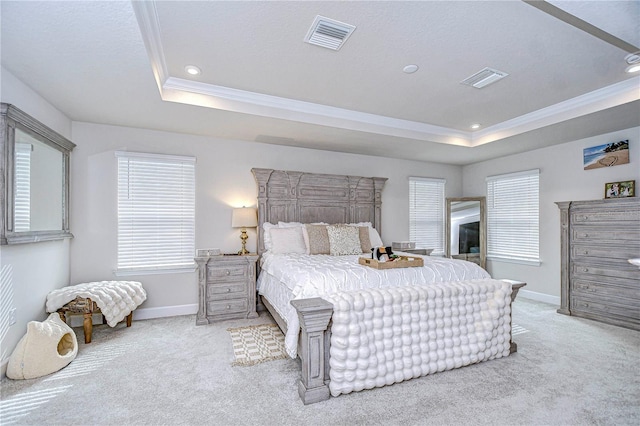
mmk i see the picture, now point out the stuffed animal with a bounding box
[372,246,395,261]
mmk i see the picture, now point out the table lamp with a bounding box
[232,207,258,255]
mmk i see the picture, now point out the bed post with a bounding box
[500,279,527,353]
[373,177,386,234]
[291,298,333,405]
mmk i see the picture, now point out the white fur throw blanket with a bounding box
[323,279,512,397]
[46,281,146,327]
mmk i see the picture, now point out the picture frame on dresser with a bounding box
[604,180,635,199]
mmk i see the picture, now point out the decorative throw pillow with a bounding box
[304,224,330,255]
[269,227,307,254]
[357,226,372,253]
[327,225,362,256]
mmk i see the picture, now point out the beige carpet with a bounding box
[228,323,287,366]
[1,299,639,425]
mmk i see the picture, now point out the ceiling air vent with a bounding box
[304,15,356,51]
[461,67,508,89]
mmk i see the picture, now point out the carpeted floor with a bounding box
[1,298,639,426]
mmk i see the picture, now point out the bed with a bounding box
[252,168,525,404]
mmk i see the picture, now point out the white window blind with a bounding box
[14,143,31,232]
[486,169,540,264]
[116,151,196,273]
[409,177,445,255]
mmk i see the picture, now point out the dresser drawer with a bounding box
[571,227,640,245]
[572,262,639,281]
[571,297,640,322]
[207,265,247,282]
[207,298,248,316]
[572,279,640,304]
[571,208,640,225]
[571,244,640,263]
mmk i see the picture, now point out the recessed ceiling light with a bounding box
[403,64,419,74]
[470,123,481,130]
[625,52,640,73]
[185,65,201,76]
[626,63,640,73]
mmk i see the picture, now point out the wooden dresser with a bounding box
[556,198,640,330]
[195,254,259,325]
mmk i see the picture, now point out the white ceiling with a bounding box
[1,1,639,165]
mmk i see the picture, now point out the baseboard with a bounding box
[133,304,198,320]
[67,304,199,327]
[518,289,560,306]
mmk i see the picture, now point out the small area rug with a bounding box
[227,323,288,366]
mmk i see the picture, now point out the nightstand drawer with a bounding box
[207,265,246,282]
[207,298,248,316]
[207,282,246,298]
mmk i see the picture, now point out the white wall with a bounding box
[69,122,463,316]
[463,127,640,303]
[0,68,73,375]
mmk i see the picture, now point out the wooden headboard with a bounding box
[251,168,387,255]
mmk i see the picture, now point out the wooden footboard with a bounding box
[289,280,526,405]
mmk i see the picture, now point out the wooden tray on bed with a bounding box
[358,256,424,269]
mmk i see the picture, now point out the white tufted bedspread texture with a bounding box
[258,253,491,358]
[323,279,513,397]
[46,281,147,327]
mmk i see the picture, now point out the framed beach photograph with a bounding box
[584,140,629,170]
[604,180,635,199]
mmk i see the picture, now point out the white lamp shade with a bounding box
[232,207,258,228]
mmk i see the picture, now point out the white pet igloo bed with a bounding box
[7,313,78,380]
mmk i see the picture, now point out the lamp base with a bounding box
[238,228,250,255]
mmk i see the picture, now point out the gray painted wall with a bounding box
[463,127,640,302]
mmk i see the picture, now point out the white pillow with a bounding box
[269,227,307,254]
[369,227,383,247]
[263,222,277,251]
[278,221,303,228]
[327,225,362,256]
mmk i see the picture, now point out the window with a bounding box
[116,151,196,274]
[14,142,31,232]
[409,177,445,255]
[486,169,540,264]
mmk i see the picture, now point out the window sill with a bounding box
[487,256,541,267]
[114,265,197,277]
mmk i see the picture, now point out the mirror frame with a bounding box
[1,103,76,245]
[445,197,486,270]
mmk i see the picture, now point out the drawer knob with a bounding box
[226,270,230,276]
[583,250,589,255]
[583,268,589,272]
[226,305,231,310]
[581,233,588,237]
[226,288,231,292]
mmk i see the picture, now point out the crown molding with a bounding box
[133,1,639,148]
[471,77,640,147]
[162,76,470,145]
[131,0,169,92]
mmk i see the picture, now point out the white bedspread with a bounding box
[258,253,491,358]
[323,280,512,397]
[46,281,147,327]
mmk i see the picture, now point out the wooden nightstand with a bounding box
[195,254,259,325]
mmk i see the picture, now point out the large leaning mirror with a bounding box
[1,103,75,244]
[445,197,486,270]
